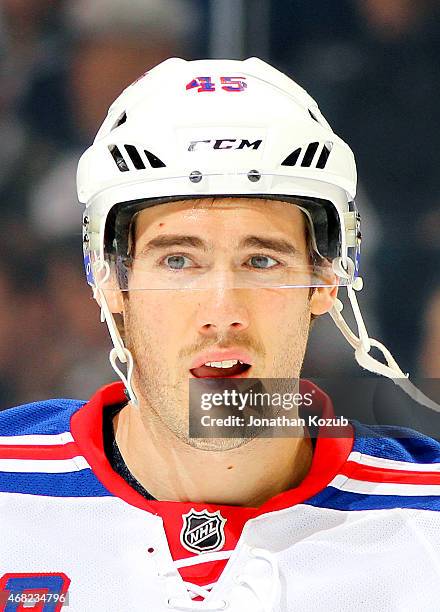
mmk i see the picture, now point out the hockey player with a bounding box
[1,58,440,611]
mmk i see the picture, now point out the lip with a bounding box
[190,348,254,370]
[189,367,252,379]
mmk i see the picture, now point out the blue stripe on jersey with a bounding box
[303,423,440,512]
[0,470,113,497]
[306,487,440,511]
[0,399,85,436]
[351,421,440,464]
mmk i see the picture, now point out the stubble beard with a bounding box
[124,298,312,451]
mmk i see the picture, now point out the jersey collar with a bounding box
[71,380,353,516]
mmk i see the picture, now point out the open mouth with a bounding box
[190,361,252,378]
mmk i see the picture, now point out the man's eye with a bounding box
[246,255,279,269]
[163,255,193,269]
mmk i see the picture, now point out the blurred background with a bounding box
[0,0,439,407]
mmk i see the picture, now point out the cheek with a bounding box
[128,293,193,342]
[247,288,310,343]
[257,288,310,318]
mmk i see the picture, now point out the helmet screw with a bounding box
[189,170,203,183]
[247,170,261,182]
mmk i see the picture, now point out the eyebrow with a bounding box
[138,234,299,255]
[138,234,207,254]
[239,235,298,255]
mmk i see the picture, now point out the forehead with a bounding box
[134,197,307,242]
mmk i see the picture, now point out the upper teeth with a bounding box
[204,359,243,368]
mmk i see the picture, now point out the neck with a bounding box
[113,401,313,506]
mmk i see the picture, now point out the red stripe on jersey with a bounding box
[0,442,80,460]
[342,462,440,485]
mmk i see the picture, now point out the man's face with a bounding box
[119,197,336,448]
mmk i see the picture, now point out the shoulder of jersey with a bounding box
[307,422,440,512]
[0,399,112,498]
[0,398,84,437]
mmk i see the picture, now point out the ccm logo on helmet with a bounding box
[188,138,262,152]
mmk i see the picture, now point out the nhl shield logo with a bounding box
[180,509,227,554]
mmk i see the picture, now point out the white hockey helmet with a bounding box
[77,57,413,405]
[78,57,361,290]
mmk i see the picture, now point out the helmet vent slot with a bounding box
[301,142,319,167]
[281,148,302,167]
[316,142,333,169]
[109,145,129,172]
[112,111,127,130]
[108,144,166,171]
[308,109,320,124]
[124,145,146,169]
[145,150,166,168]
[281,141,333,169]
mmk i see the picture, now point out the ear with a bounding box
[310,285,338,316]
[93,288,124,314]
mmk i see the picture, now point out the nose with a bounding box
[195,287,250,338]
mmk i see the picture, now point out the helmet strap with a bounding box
[330,283,440,412]
[95,286,139,406]
[109,347,138,407]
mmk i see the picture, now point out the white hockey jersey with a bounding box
[1,381,440,611]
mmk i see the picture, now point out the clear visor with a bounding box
[86,197,357,291]
[92,256,344,291]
